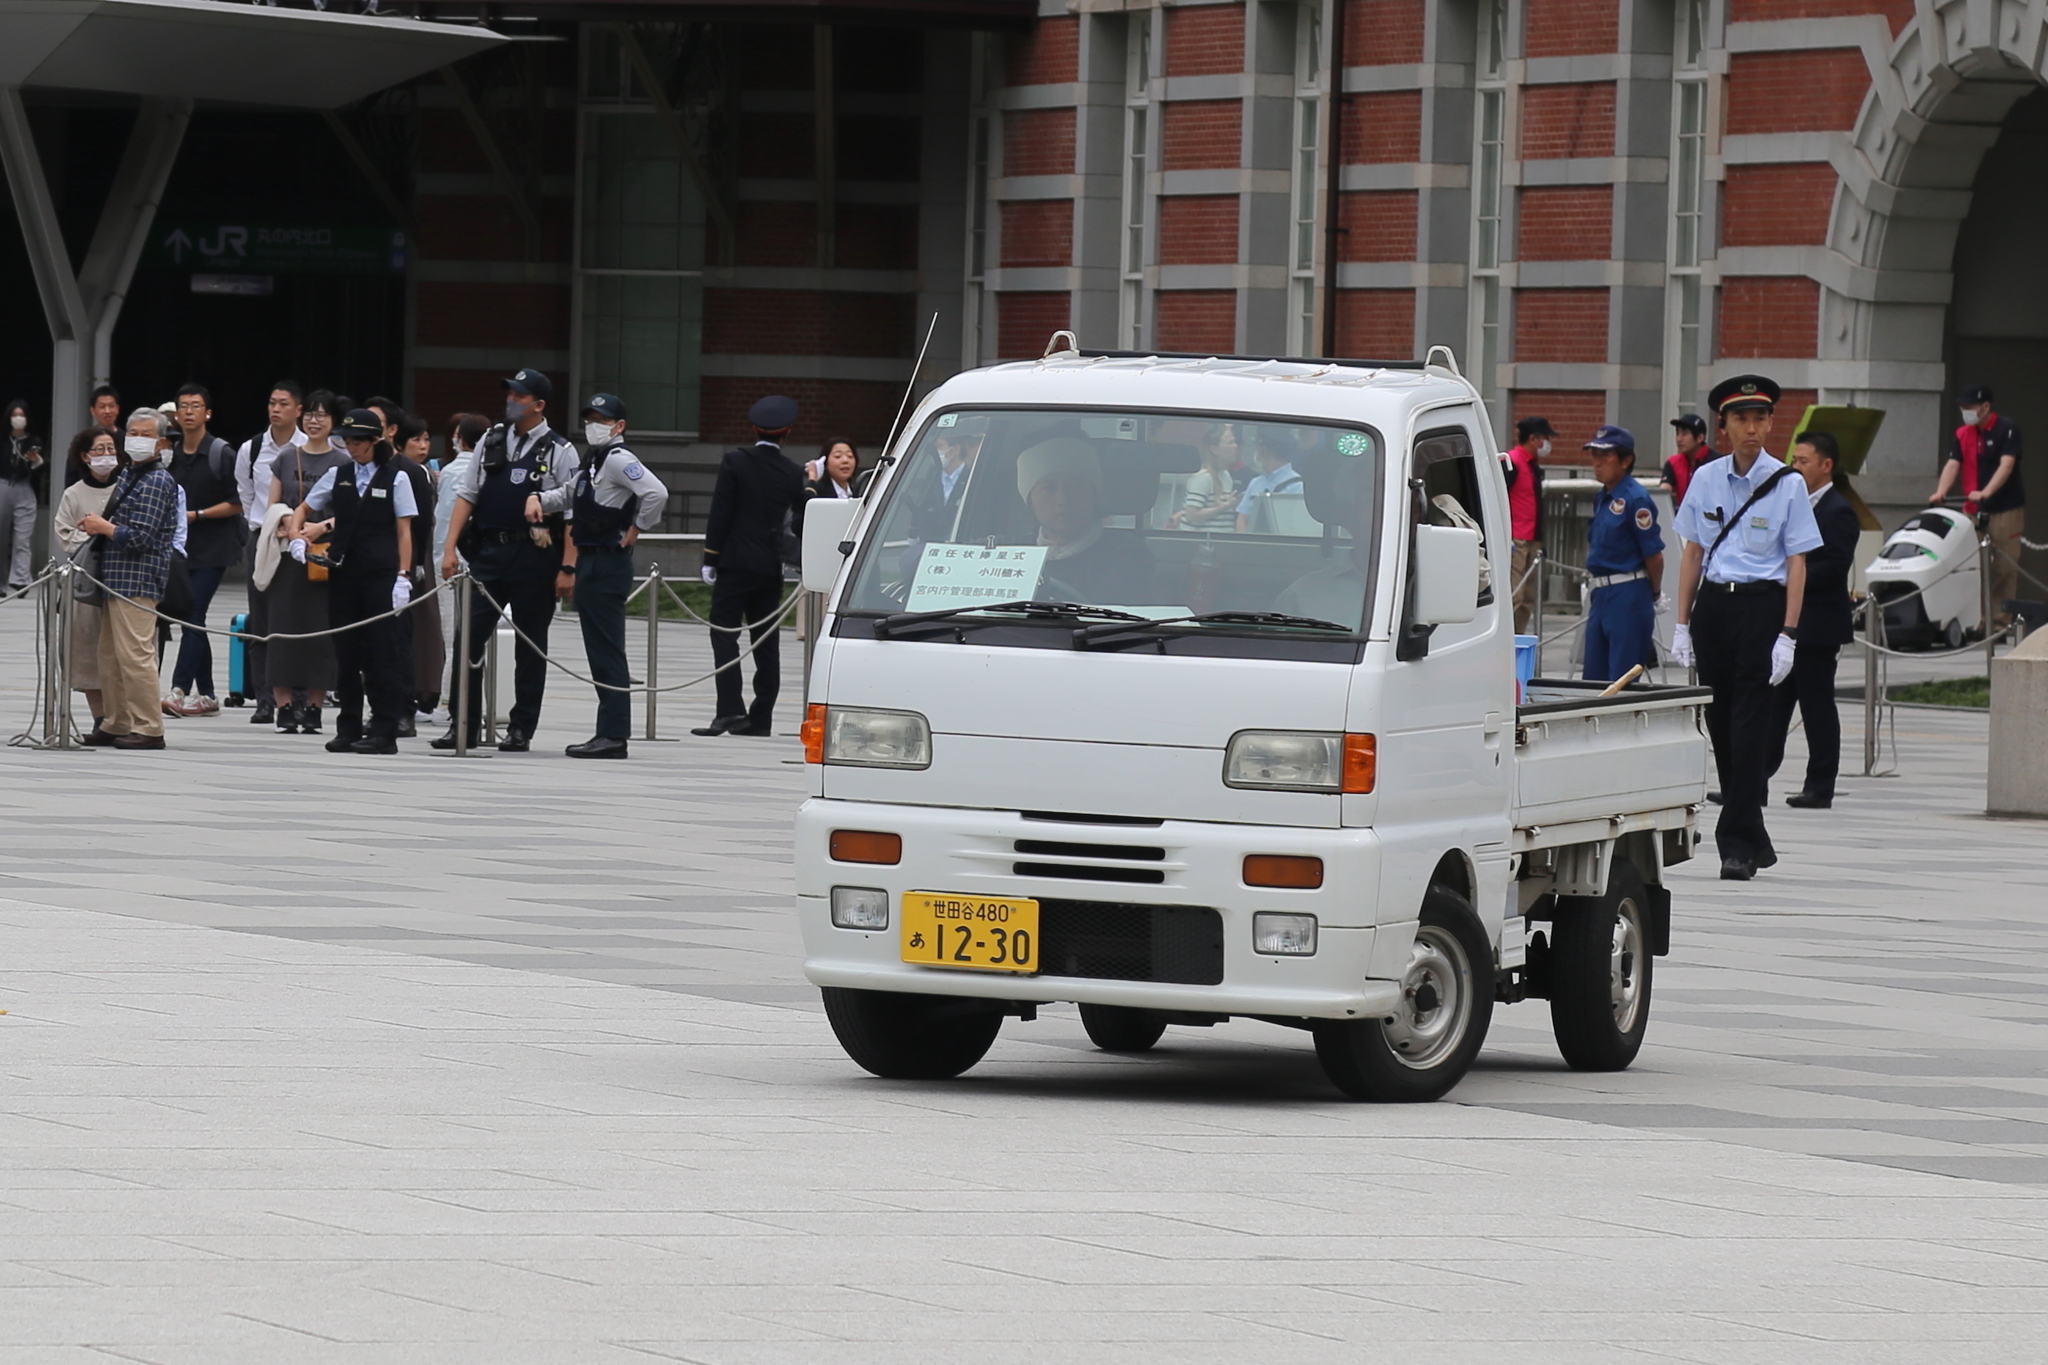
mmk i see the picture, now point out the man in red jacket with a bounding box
[1499,415,1551,633]
[1663,412,1712,509]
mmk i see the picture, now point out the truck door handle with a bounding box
[1483,711,1504,736]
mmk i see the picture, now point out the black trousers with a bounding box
[1764,642,1842,800]
[709,570,783,729]
[459,538,556,739]
[1692,584,1785,865]
[329,568,407,740]
[577,551,634,739]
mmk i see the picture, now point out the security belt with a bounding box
[1698,579,1784,595]
[1586,570,1647,589]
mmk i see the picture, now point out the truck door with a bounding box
[1366,416,1515,905]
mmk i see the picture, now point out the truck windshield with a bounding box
[841,409,1384,641]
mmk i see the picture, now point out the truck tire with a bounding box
[1548,857,1653,1071]
[821,987,1004,1080]
[1078,1003,1168,1053]
[1312,886,1494,1102]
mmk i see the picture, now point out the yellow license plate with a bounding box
[901,892,1040,974]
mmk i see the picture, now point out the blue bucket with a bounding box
[1514,634,1539,702]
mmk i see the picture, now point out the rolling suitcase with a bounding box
[225,612,248,706]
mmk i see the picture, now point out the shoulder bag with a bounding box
[70,479,133,606]
[1695,464,1797,591]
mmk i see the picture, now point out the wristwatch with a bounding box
[1780,626,1799,640]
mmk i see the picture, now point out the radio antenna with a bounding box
[880,312,941,464]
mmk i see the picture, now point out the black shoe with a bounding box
[1755,847,1778,870]
[301,706,322,735]
[251,699,275,725]
[1706,790,1723,805]
[1785,790,1833,809]
[691,715,752,737]
[324,732,361,753]
[1719,857,1756,881]
[352,735,399,755]
[81,724,116,747]
[112,733,165,750]
[396,715,417,739]
[741,720,773,737]
[497,730,531,753]
[565,736,629,759]
[277,704,301,735]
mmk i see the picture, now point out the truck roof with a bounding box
[921,350,1485,431]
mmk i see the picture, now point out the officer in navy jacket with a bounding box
[1764,429,1862,809]
[693,395,806,737]
[435,368,577,753]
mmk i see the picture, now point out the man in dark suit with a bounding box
[1765,429,1861,808]
[693,395,807,737]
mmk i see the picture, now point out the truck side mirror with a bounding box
[1411,524,1481,626]
[800,497,862,592]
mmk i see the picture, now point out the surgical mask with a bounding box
[1538,439,1552,458]
[87,453,117,477]
[9,414,23,432]
[584,421,615,446]
[1961,407,1983,426]
[505,399,527,423]
[124,436,160,462]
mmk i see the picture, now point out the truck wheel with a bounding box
[821,987,1003,1080]
[1078,1003,1168,1053]
[1312,887,1494,1102]
[1548,857,1653,1071]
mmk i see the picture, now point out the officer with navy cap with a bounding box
[693,395,806,736]
[1580,425,1664,683]
[544,394,670,759]
[435,367,578,752]
[1670,373,1823,881]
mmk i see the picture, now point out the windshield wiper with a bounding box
[1073,610,1354,648]
[874,599,1150,639]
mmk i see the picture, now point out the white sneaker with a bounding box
[161,689,186,718]
[179,694,221,717]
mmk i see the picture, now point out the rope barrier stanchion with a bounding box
[45,562,78,749]
[644,563,660,742]
[483,616,501,746]
[445,572,487,760]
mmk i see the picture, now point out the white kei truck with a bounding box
[792,340,1709,1101]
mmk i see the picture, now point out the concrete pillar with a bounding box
[1987,626,2048,818]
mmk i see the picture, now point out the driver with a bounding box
[1016,439,1150,604]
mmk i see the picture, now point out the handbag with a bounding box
[160,551,195,622]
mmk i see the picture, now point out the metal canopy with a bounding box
[0,0,504,108]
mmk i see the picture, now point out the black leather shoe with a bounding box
[497,730,531,753]
[1719,857,1756,881]
[81,725,116,747]
[352,735,399,755]
[112,733,165,750]
[565,736,629,759]
[1785,790,1833,809]
[1755,847,1779,870]
[429,726,475,751]
[740,721,773,737]
[251,699,275,725]
[691,715,752,737]
[325,733,361,753]
[396,715,417,739]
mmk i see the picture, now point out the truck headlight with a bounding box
[831,886,891,930]
[825,707,931,769]
[1224,731,1342,791]
[1253,912,1318,956]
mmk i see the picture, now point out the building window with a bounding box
[1666,0,1710,415]
[1119,11,1154,350]
[576,47,707,437]
[1288,3,1323,357]
[1469,0,1510,428]
[964,34,995,369]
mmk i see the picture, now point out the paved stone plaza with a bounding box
[2,586,2046,1361]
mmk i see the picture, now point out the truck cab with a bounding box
[793,344,1706,1100]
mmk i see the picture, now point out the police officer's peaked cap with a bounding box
[1584,424,1636,453]
[582,393,627,421]
[1670,413,1707,435]
[1515,415,1556,441]
[748,394,799,431]
[338,409,382,442]
[1959,383,1994,406]
[1707,373,1780,417]
[501,368,553,403]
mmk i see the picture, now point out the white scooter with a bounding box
[1864,505,1981,650]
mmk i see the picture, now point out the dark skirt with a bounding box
[267,557,336,689]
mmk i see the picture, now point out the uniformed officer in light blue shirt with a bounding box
[1669,374,1824,881]
[1579,425,1663,683]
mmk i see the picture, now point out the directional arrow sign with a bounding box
[155,224,406,275]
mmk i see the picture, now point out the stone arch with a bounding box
[1825,0,2048,502]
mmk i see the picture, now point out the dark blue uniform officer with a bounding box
[1580,425,1665,683]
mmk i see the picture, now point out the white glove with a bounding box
[1769,632,1796,686]
[700,565,717,585]
[392,575,412,612]
[1653,593,1672,616]
[288,538,307,563]
[1670,623,1694,669]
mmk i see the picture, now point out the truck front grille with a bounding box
[1038,901,1224,985]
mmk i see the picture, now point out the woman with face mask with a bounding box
[263,391,348,734]
[54,427,123,736]
[0,399,43,595]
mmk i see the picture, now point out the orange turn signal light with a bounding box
[1341,733,1375,794]
[1244,854,1324,889]
[829,829,902,865]
[801,703,827,764]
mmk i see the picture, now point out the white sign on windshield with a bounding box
[904,543,1048,612]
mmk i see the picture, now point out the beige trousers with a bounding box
[1987,507,2025,624]
[97,596,163,737]
[1510,540,1540,634]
